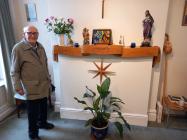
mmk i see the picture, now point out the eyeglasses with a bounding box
[25,32,38,36]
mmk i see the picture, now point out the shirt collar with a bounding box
[22,38,40,50]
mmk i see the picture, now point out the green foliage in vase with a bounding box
[44,16,73,37]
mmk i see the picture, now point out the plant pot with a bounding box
[91,123,108,140]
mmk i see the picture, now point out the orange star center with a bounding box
[88,60,115,84]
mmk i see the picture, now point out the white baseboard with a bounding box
[125,113,148,126]
[148,109,157,121]
[60,107,148,126]
[0,105,15,121]
[54,101,61,112]
[156,101,163,123]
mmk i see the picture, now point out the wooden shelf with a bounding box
[53,45,82,61]
[53,45,160,66]
[81,45,123,55]
[122,47,160,58]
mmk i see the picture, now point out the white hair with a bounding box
[23,25,38,33]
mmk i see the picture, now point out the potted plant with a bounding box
[74,77,130,139]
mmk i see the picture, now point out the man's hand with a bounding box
[16,89,24,95]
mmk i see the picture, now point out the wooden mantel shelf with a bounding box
[53,45,160,66]
[82,45,123,55]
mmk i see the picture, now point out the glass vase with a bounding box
[57,34,65,46]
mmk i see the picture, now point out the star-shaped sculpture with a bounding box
[88,60,115,84]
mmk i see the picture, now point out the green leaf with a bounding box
[93,97,100,111]
[97,78,111,99]
[114,110,131,131]
[111,103,121,110]
[84,107,95,117]
[114,121,124,138]
[85,119,93,127]
[84,107,94,111]
[86,86,96,96]
[97,86,110,99]
[103,112,110,119]
[120,116,131,131]
[74,97,87,105]
[113,110,122,116]
[110,97,125,104]
[83,93,93,98]
[97,85,102,94]
[101,77,110,93]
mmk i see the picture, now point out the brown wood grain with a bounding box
[163,96,187,111]
[53,45,160,66]
[82,45,123,55]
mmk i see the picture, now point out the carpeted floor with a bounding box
[0,108,187,140]
[148,115,187,129]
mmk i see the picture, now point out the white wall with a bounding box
[47,0,168,47]
[163,0,187,97]
[55,56,153,126]
[9,0,169,47]
[8,0,170,123]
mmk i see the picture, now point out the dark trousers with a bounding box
[27,97,47,138]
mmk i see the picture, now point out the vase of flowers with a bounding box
[44,16,74,46]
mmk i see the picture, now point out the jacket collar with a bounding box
[22,39,41,51]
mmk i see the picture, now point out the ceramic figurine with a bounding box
[141,10,154,47]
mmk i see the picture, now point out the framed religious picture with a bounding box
[182,0,187,26]
[92,29,112,45]
[25,3,37,22]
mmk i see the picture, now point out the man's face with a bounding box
[23,27,39,45]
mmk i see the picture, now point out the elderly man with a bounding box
[10,25,54,140]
